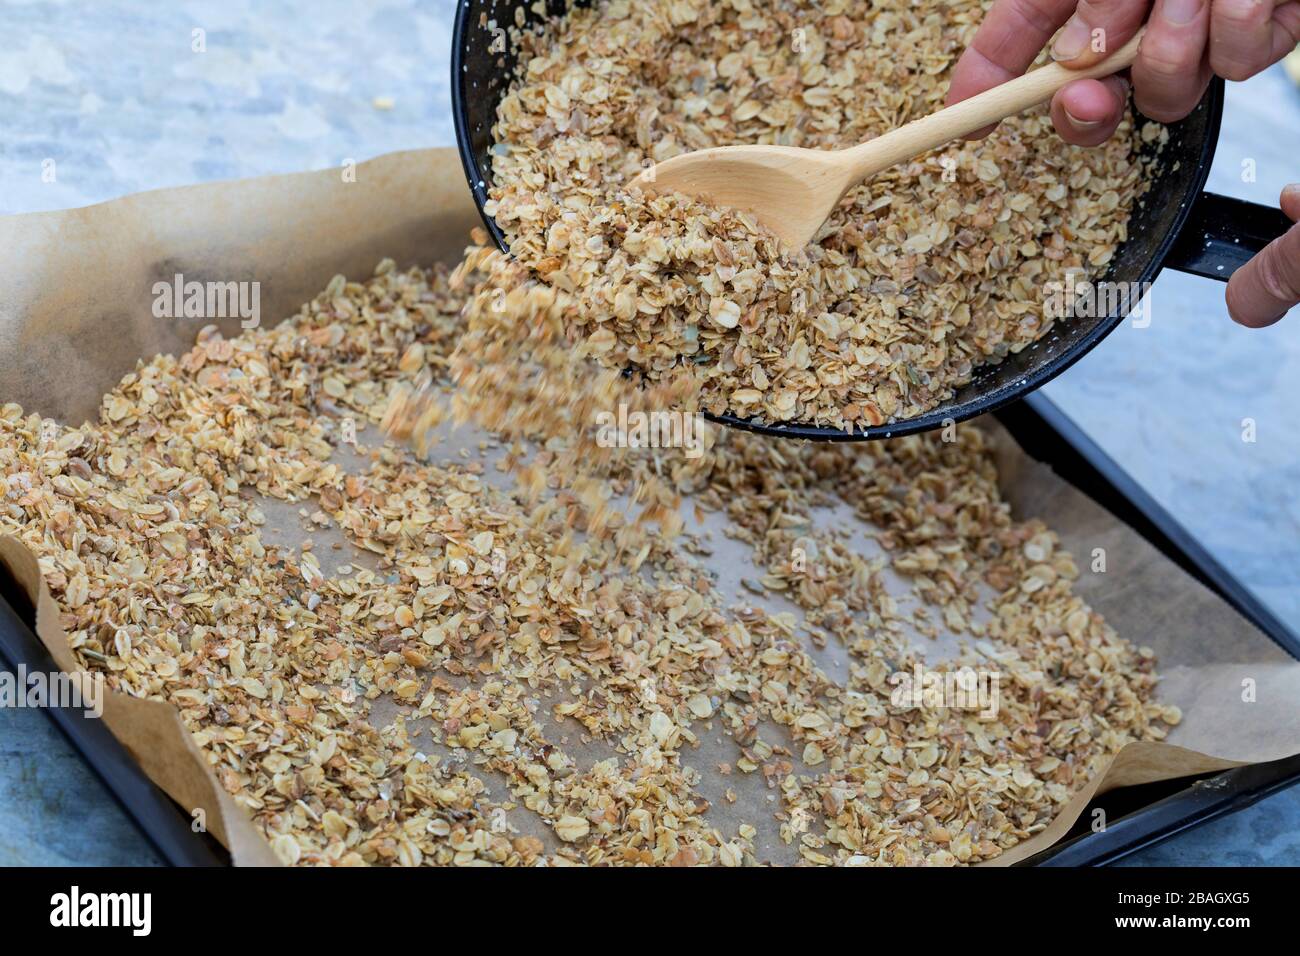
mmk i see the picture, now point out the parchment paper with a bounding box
[1,147,1298,867]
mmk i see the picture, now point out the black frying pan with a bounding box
[451,0,1292,441]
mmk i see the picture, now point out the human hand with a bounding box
[1227,184,1300,326]
[947,0,1300,147]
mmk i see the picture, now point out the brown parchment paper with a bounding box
[1,147,1298,867]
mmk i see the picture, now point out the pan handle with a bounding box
[1164,191,1294,282]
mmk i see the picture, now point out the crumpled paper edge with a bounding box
[0,537,279,866]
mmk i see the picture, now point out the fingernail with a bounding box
[1052,17,1091,61]
[1063,108,1103,131]
[1162,0,1204,26]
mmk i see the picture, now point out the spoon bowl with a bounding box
[631,145,858,249]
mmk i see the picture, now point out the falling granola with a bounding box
[484,0,1159,431]
[0,245,1179,867]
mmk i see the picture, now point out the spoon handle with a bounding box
[845,28,1146,181]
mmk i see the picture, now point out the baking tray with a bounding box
[1,391,1297,867]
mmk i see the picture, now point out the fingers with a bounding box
[1210,0,1300,81]
[1283,183,1300,222]
[947,0,1297,149]
[1132,0,1213,122]
[947,0,1078,137]
[1051,0,1151,65]
[1050,76,1131,144]
[1226,185,1300,328]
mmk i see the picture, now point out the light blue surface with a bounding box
[1,0,1297,866]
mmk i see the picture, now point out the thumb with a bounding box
[1226,185,1300,329]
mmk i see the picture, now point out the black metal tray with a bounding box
[1,391,1296,867]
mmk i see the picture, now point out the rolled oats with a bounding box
[0,98,1169,867]
[486,0,1156,431]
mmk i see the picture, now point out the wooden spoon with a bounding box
[630,30,1144,250]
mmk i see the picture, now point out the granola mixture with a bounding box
[485,0,1159,431]
[0,251,1179,866]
